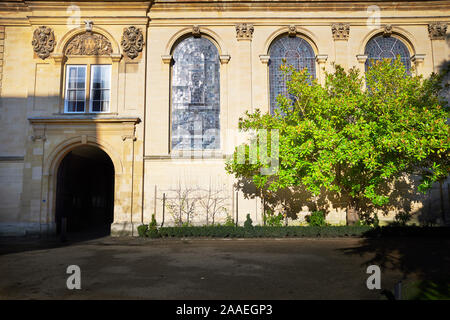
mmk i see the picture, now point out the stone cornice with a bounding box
[28,16,149,26]
[23,1,152,12]
[0,156,24,162]
[150,0,450,12]
[28,117,141,125]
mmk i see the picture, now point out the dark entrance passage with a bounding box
[55,145,114,238]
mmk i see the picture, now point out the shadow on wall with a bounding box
[0,90,118,239]
[236,175,449,225]
[234,59,450,225]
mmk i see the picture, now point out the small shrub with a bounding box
[224,215,235,227]
[244,214,253,229]
[181,221,193,227]
[265,212,284,227]
[149,214,157,228]
[146,227,160,238]
[306,211,326,227]
[394,212,412,226]
[137,224,148,237]
[354,220,369,227]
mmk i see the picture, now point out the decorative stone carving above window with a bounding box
[383,24,393,37]
[331,23,350,40]
[65,32,112,56]
[121,26,144,59]
[428,23,447,40]
[192,25,201,38]
[32,26,56,59]
[288,25,297,37]
[235,23,254,40]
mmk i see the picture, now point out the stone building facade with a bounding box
[0,0,448,236]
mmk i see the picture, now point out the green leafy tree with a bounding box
[226,58,449,224]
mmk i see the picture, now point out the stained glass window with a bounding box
[171,37,220,150]
[364,35,411,73]
[269,36,316,114]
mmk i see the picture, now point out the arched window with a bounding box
[171,37,220,150]
[364,35,411,73]
[269,36,316,114]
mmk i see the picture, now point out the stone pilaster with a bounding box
[332,23,349,70]
[428,23,448,73]
[235,23,253,112]
[0,26,4,97]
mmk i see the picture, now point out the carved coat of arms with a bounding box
[121,26,144,59]
[32,26,56,59]
[65,32,112,56]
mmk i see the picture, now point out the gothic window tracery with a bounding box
[364,35,411,73]
[269,36,316,114]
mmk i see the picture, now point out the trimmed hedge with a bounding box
[140,225,450,239]
[144,226,372,238]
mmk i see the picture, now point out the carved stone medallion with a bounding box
[331,23,350,40]
[121,26,144,59]
[32,26,56,59]
[65,32,112,56]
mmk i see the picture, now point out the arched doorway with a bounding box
[55,145,115,237]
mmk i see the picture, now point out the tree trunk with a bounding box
[346,204,359,226]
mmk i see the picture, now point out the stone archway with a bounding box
[55,145,115,237]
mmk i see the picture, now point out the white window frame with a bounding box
[64,65,87,113]
[89,64,112,113]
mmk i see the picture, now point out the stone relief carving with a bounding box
[32,26,56,59]
[235,23,254,40]
[84,20,93,32]
[428,23,448,40]
[383,24,393,37]
[331,23,350,40]
[121,26,144,59]
[288,25,297,37]
[192,25,201,38]
[65,32,112,56]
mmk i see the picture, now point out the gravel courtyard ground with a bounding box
[0,236,448,299]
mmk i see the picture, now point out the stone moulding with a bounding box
[428,23,447,40]
[411,54,426,64]
[121,26,144,59]
[356,54,368,63]
[331,23,350,40]
[161,54,172,64]
[32,26,56,59]
[28,117,141,125]
[65,32,112,56]
[315,54,328,64]
[219,54,231,64]
[259,54,270,64]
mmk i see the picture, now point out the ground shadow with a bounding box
[339,232,450,299]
